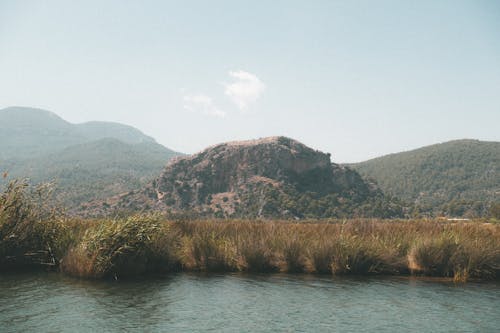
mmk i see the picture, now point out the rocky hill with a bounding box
[95,137,403,218]
[351,139,500,217]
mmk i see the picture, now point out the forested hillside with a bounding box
[0,107,180,209]
[351,139,499,217]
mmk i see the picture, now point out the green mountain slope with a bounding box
[3,138,177,208]
[0,107,181,209]
[351,139,500,217]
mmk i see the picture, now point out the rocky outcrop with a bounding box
[137,136,397,218]
[85,136,403,218]
[156,137,324,204]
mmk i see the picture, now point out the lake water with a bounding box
[1,272,499,332]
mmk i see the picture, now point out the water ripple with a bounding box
[1,272,499,332]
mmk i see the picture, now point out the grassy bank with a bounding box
[56,217,499,282]
[1,181,499,281]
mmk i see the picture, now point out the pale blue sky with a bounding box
[1,0,499,162]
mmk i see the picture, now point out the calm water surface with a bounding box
[0,272,499,332]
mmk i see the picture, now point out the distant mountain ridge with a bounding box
[90,136,404,218]
[0,106,181,208]
[0,106,155,159]
[351,139,500,217]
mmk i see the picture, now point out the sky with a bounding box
[1,0,499,162]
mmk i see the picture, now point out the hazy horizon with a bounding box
[1,1,499,162]
[2,104,498,165]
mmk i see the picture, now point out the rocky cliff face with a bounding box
[155,137,327,205]
[132,136,398,218]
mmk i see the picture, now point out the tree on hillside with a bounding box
[490,202,500,219]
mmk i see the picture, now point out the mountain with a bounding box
[0,106,156,159]
[0,106,181,208]
[351,139,500,217]
[4,138,178,207]
[90,137,403,218]
[74,121,155,145]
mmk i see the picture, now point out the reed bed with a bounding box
[58,217,500,282]
[2,181,499,281]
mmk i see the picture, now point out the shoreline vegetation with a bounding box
[1,180,499,282]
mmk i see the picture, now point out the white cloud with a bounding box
[224,70,265,110]
[183,94,226,117]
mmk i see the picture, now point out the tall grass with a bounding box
[0,180,71,269]
[1,181,498,280]
[61,215,176,278]
[59,218,500,281]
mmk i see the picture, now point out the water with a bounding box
[1,272,499,332]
